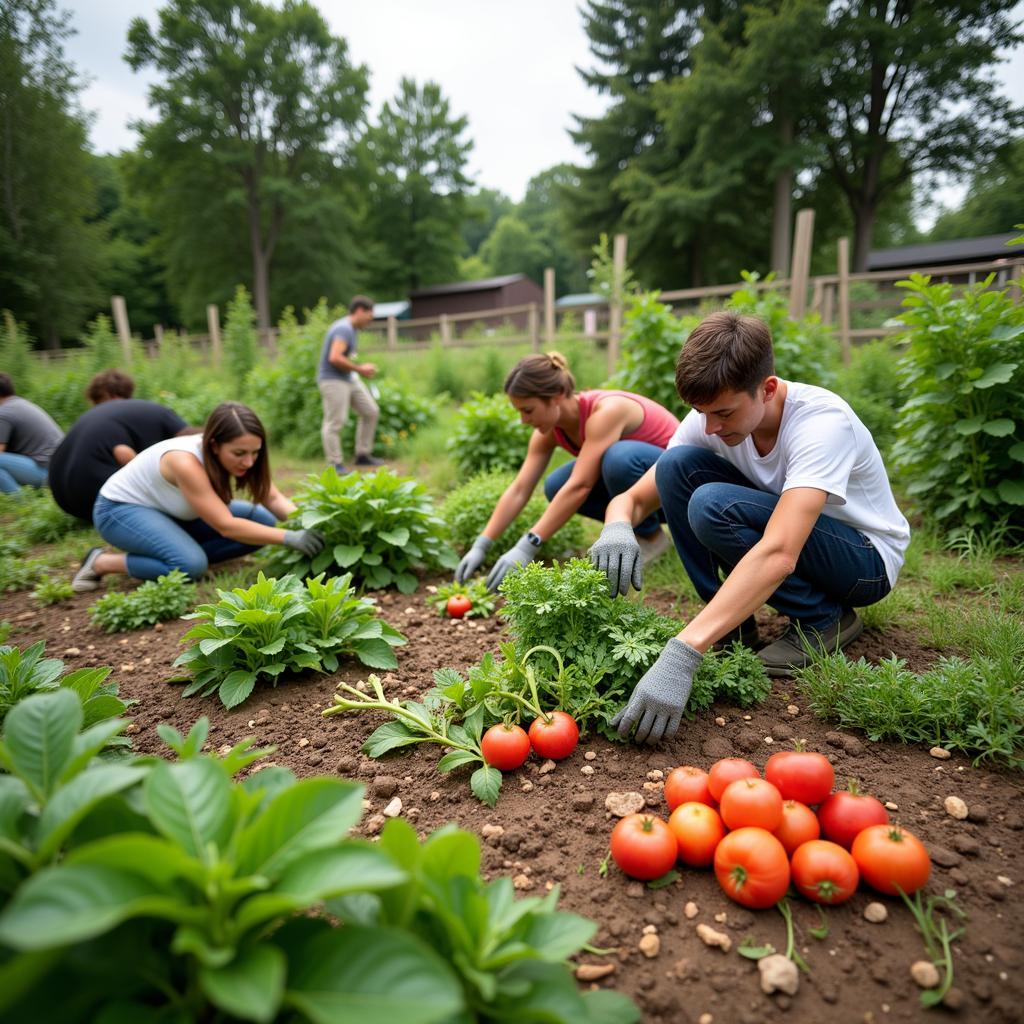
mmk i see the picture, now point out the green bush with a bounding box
[224,283,259,384]
[834,338,907,456]
[31,576,74,606]
[890,273,1024,542]
[446,391,531,477]
[89,570,197,632]
[441,469,586,566]
[18,491,90,544]
[272,467,457,591]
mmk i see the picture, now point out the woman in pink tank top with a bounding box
[453,352,681,592]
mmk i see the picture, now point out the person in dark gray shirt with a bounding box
[0,373,64,493]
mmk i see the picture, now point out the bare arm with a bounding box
[605,463,662,527]
[112,444,137,466]
[263,483,296,521]
[480,431,554,539]
[328,338,376,378]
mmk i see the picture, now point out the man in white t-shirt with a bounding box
[588,311,910,744]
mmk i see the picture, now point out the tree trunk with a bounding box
[852,204,875,273]
[771,117,794,274]
[247,199,272,335]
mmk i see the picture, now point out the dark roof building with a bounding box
[408,274,543,323]
[867,233,1020,271]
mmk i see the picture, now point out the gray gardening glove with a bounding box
[283,528,326,557]
[485,533,539,593]
[589,521,643,597]
[455,534,492,583]
[612,638,703,744]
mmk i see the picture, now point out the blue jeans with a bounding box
[0,452,48,493]
[93,495,277,581]
[544,440,667,537]
[655,445,890,630]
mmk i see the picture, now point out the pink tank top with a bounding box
[552,390,680,456]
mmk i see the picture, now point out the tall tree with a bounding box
[462,187,515,256]
[479,215,550,284]
[126,0,368,332]
[519,164,590,294]
[358,78,473,295]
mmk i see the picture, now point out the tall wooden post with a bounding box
[153,324,164,357]
[439,314,451,346]
[788,209,815,319]
[543,267,556,348]
[608,233,628,376]
[528,303,540,351]
[837,237,851,365]
[110,296,133,364]
[206,304,222,368]
[386,315,398,351]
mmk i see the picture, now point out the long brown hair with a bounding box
[503,351,575,399]
[202,402,271,505]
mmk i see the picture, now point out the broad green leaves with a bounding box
[90,570,195,632]
[445,391,531,478]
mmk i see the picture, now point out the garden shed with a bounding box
[408,274,543,325]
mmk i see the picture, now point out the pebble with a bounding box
[539,759,557,775]
[997,875,1013,887]
[306,753,323,767]
[639,934,661,958]
[771,723,793,740]
[684,901,699,920]
[63,647,81,656]
[605,791,646,817]
[714,717,726,727]
[951,834,981,856]
[930,746,952,760]
[702,736,733,759]
[967,805,988,823]
[929,845,962,868]
[521,781,534,792]
[580,765,595,776]
[942,988,965,1010]
[584,751,597,761]
[864,902,888,923]
[372,775,399,799]
[481,824,505,842]
[884,802,898,811]
[571,793,595,810]
[125,722,140,735]
[759,954,800,996]
[512,874,535,891]
[699,1016,713,1024]
[154,623,163,631]
[642,924,658,935]
[626,882,645,899]
[713,912,728,924]
[984,881,1007,902]
[646,770,664,782]
[786,704,800,715]
[910,961,940,989]
[297,737,310,748]
[336,757,357,774]
[364,813,385,835]
[696,924,731,952]
[736,729,761,753]
[944,796,969,819]
[763,736,774,745]
[575,963,616,981]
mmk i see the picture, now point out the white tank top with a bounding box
[99,434,205,520]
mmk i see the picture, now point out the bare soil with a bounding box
[3,577,1022,1024]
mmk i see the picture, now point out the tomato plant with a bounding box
[707,758,759,802]
[719,777,784,831]
[764,747,835,806]
[817,782,888,848]
[447,595,473,619]
[668,801,726,867]
[773,800,820,856]
[528,711,579,760]
[852,824,931,896]
[610,814,678,880]
[791,840,859,904]
[480,723,530,770]
[665,766,715,810]
[714,827,790,909]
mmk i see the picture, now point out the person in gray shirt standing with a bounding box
[317,296,383,473]
[0,373,64,493]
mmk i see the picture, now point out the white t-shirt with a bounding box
[667,381,910,587]
[99,434,205,521]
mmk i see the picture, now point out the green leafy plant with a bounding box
[31,575,74,606]
[175,572,406,708]
[0,555,45,593]
[441,469,586,567]
[446,391,531,478]
[224,283,259,383]
[899,888,967,1008]
[19,494,89,544]
[427,578,498,618]
[89,569,197,631]
[272,467,457,591]
[349,378,435,457]
[890,273,1024,543]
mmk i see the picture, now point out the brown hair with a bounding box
[349,295,374,313]
[0,373,13,397]
[86,369,135,404]
[504,351,575,399]
[202,402,271,506]
[675,311,775,406]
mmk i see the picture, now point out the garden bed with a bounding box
[4,576,1022,1023]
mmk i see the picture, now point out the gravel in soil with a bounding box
[4,579,1023,1023]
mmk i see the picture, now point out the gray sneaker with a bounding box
[635,527,672,565]
[72,546,104,593]
[757,609,864,677]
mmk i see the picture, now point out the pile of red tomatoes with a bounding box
[610,749,932,909]
[480,713,580,768]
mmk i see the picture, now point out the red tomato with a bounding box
[665,766,715,810]
[528,711,579,760]
[480,724,530,770]
[852,824,931,896]
[817,784,889,849]
[707,758,759,802]
[714,827,791,909]
[773,800,821,856]
[791,840,860,904]
[610,814,678,881]
[719,777,784,831]
[447,595,473,618]
[668,801,726,867]
[765,749,835,806]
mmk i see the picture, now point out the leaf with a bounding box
[437,749,479,774]
[646,869,680,890]
[4,690,81,799]
[362,720,423,758]
[981,418,1016,437]
[997,479,1024,504]
[378,528,410,546]
[352,639,400,670]
[199,636,235,655]
[143,759,233,861]
[738,937,776,960]
[199,944,286,1024]
[520,911,597,961]
[219,671,258,709]
[972,362,1017,388]
[1009,441,1024,462]
[396,572,419,594]
[469,765,501,807]
[332,544,365,568]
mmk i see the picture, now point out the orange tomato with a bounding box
[665,766,715,810]
[772,800,821,856]
[851,824,931,896]
[719,777,784,831]
[610,814,678,881]
[714,827,791,909]
[791,840,859,904]
[668,801,726,867]
[707,757,759,802]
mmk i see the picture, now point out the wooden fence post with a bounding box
[821,284,835,326]
[439,314,452,346]
[788,209,815,319]
[608,233,628,376]
[153,324,164,352]
[110,296,133,365]
[528,303,540,352]
[386,315,398,351]
[543,267,556,347]
[207,304,222,368]
[838,237,851,365]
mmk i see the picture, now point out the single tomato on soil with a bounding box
[528,711,579,760]
[765,748,835,806]
[817,783,889,849]
[719,777,784,831]
[446,595,473,619]
[707,757,759,802]
[610,814,678,881]
[852,824,931,896]
[773,800,821,856]
[480,723,530,770]
[665,766,715,810]
[791,839,860,904]
[668,801,726,867]
[714,827,791,909]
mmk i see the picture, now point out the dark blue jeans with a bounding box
[654,445,890,630]
[544,440,666,537]
[93,495,277,581]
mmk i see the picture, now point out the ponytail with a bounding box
[504,351,575,399]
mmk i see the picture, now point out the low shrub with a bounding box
[446,391,531,478]
[89,570,197,632]
[31,576,74,606]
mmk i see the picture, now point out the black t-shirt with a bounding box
[49,399,188,520]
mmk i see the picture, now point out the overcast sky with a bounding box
[64,0,1024,222]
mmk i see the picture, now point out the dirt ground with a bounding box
[3,576,1022,1024]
